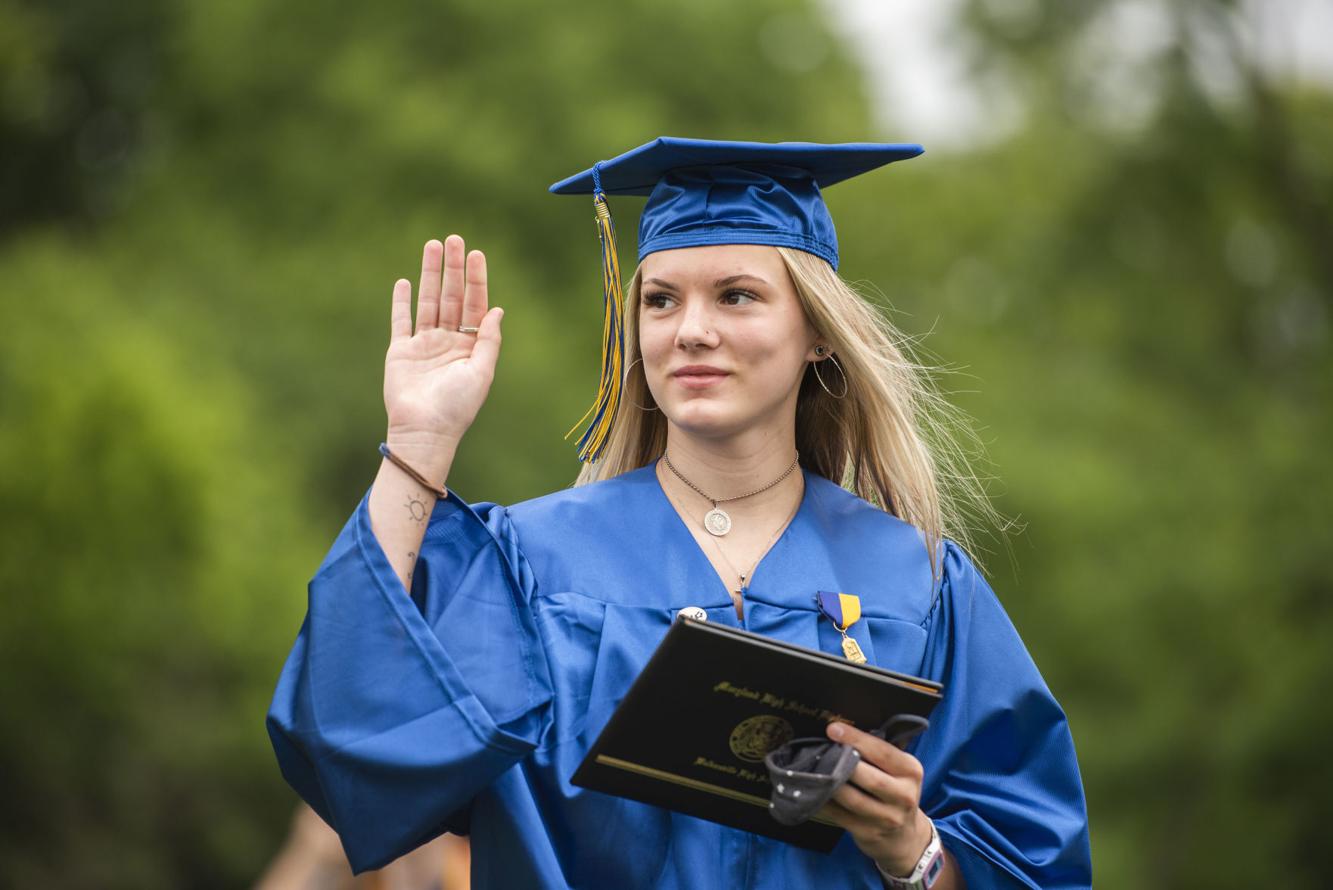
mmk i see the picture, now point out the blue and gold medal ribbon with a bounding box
[816,591,861,630]
[816,591,866,663]
[564,161,626,463]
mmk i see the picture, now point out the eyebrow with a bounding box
[644,274,770,291]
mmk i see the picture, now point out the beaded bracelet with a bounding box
[378,442,449,500]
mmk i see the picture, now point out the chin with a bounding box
[663,402,754,440]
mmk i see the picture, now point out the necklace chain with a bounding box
[661,451,800,507]
[658,465,804,600]
[706,488,803,593]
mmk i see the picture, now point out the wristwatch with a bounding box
[876,819,945,889]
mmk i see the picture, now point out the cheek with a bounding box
[737,328,809,378]
[638,320,674,372]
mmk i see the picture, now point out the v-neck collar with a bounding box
[643,459,813,614]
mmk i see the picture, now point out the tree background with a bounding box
[1,0,1328,886]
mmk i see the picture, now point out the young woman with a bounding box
[268,138,1092,889]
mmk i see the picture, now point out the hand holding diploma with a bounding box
[820,722,962,888]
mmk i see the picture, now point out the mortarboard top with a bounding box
[549,137,924,271]
[549,137,924,464]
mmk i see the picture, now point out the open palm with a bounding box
[384,235,504,450]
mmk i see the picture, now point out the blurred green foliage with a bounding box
[0,0,1328,886]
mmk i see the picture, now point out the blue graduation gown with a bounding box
[267,464,1091,888]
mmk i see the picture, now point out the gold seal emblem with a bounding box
[728,715,794,763]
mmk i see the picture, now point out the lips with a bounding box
[673,365,729,378]
[672,365,730,388]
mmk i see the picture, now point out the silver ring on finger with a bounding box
[457,325,480,334]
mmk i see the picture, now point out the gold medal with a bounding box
[817,590,868,664]
[840,634,867,664]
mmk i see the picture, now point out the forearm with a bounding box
[367,439,458,592]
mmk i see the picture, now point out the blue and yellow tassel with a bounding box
[565,162,626,463]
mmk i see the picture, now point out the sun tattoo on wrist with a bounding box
[404,495,429,524]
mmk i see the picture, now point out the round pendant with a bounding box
[704,507,732,536]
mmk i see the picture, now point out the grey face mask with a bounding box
[763,715,930,826]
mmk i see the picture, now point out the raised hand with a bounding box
[383,235,503,472]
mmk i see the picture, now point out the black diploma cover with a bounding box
[572,618,943,852]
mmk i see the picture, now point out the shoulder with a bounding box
[926,539,1027,651]
[936,539,995,604]
[500,463,659,542]
[506,464,655,518]
[803,471,927,544]
[800,476,1000,624]
[801,472,939,621]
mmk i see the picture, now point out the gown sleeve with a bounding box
[265,489,553,874]
[914,541,1093,889]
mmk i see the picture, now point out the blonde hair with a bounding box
[574,246,997,574]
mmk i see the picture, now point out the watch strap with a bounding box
[876,819,945,889]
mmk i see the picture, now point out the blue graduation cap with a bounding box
[550,137,924,462]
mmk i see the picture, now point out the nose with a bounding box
[675,295,721,350]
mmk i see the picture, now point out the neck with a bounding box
[659,424,802,521]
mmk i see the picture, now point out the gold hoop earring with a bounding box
[811,353,848,399]
[625,357,660,412]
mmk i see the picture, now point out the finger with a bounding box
[415,239,444,330]
[827,722,924,781]
[460,249,489,330]
[830,780,902,827]
[390,278,412,342]
[467,307,504,375]
[846,760,919,809]
[817,798,874,833]
[439,234,466,331]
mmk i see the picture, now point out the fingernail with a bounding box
[828,722,845,740]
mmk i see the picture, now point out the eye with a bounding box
[721,289,758,306]
[642,292,675,309]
